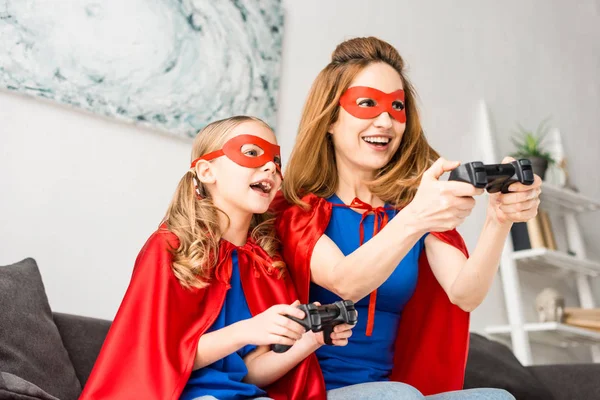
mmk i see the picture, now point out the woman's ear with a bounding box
[194,160,216,185]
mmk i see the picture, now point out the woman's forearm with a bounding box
[243,335,321,387]
[323,208,424,302]
[193,320,247,370]
[449,216,512,311]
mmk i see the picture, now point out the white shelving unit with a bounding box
[485,182,600,365]
[511,248,600,278]
[486,322,600,348]
[476,101,600,365]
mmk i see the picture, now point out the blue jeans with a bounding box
[326,382,515,400]
[194,397,272,399]
[194,383,515,400]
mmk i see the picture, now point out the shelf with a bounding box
[485,322,600,348]
[512,248,600,277]
[540,182,600,214]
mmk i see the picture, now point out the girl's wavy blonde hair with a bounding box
[164,116,284,289]
[283,36,440,208]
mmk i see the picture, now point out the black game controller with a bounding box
[271,300,358,353]
[448,159,535,193]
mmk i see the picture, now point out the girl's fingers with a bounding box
[331,339,349,346]
[331,330,353,340]
[333,324,354,333]
[270,324,302,341]
[275,304,305,320]
[269,334,296,346]
[275,314,306,336]
[269,317,304,340]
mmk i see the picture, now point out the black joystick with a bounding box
[271,300,358,353]
[448,159,534,193]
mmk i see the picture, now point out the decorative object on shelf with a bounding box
[564,308,600,332]
[0,0,284,139]
[511,118,556,179]
[535,288,565,323]
[510,222,531,251]
[510,210,556,251]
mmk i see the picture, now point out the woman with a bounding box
[275,37,540,399]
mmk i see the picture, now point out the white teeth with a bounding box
[251,181,272,192]
[260,182,271,191]
[362,137,391,144]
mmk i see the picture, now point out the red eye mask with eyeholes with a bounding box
[190,134,282,176]
[339,86,406,123]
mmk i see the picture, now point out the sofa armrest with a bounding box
[52,312,111,387]
[527,364,600,400]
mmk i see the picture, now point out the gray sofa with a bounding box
[1,258,599,400]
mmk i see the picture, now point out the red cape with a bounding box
[80,227,326,400]
[273,193,470,396]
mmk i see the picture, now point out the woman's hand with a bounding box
[405,157,484,233]
[487,156,542,225]
[240,301,307,347]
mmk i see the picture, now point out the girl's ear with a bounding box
[194,160,216,185]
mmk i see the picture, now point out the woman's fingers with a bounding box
[499,198,539,214]
[497,188,540,205]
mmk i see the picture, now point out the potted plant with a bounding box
[511,118,556,180]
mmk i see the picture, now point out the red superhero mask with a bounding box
[190,134,282,176]
[339,86,406,123]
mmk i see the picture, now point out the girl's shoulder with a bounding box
[134,225,180,263]
[150,224,180,248]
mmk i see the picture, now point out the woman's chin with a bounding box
[354,157,393,173]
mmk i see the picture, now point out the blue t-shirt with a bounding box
[180,252,266,400]
[309,194,427,390]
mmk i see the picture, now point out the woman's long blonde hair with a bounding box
[164,116,283,289]
[283,36,440,208]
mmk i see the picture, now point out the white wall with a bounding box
[0,93,191,319]
[1,0,598,364]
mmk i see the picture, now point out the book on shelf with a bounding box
[510,210,556,251]
[563,307,600,331]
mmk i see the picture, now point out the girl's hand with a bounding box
[241,300,307,347]
[309,323,354,347]
[487,157,542,225]
[405,157,484,233]
[303,302,354,347]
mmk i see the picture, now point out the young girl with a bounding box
[274,37,540,399]
[80,116,353,400]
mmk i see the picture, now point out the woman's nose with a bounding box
[373,112,393,129]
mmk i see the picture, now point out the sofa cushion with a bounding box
[0,259,81,400]
[464,333,554,400]
[52,313,111,386]
[528,363,600,400]
[0,372,59,400]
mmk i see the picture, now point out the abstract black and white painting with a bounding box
[0,0,283,138]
